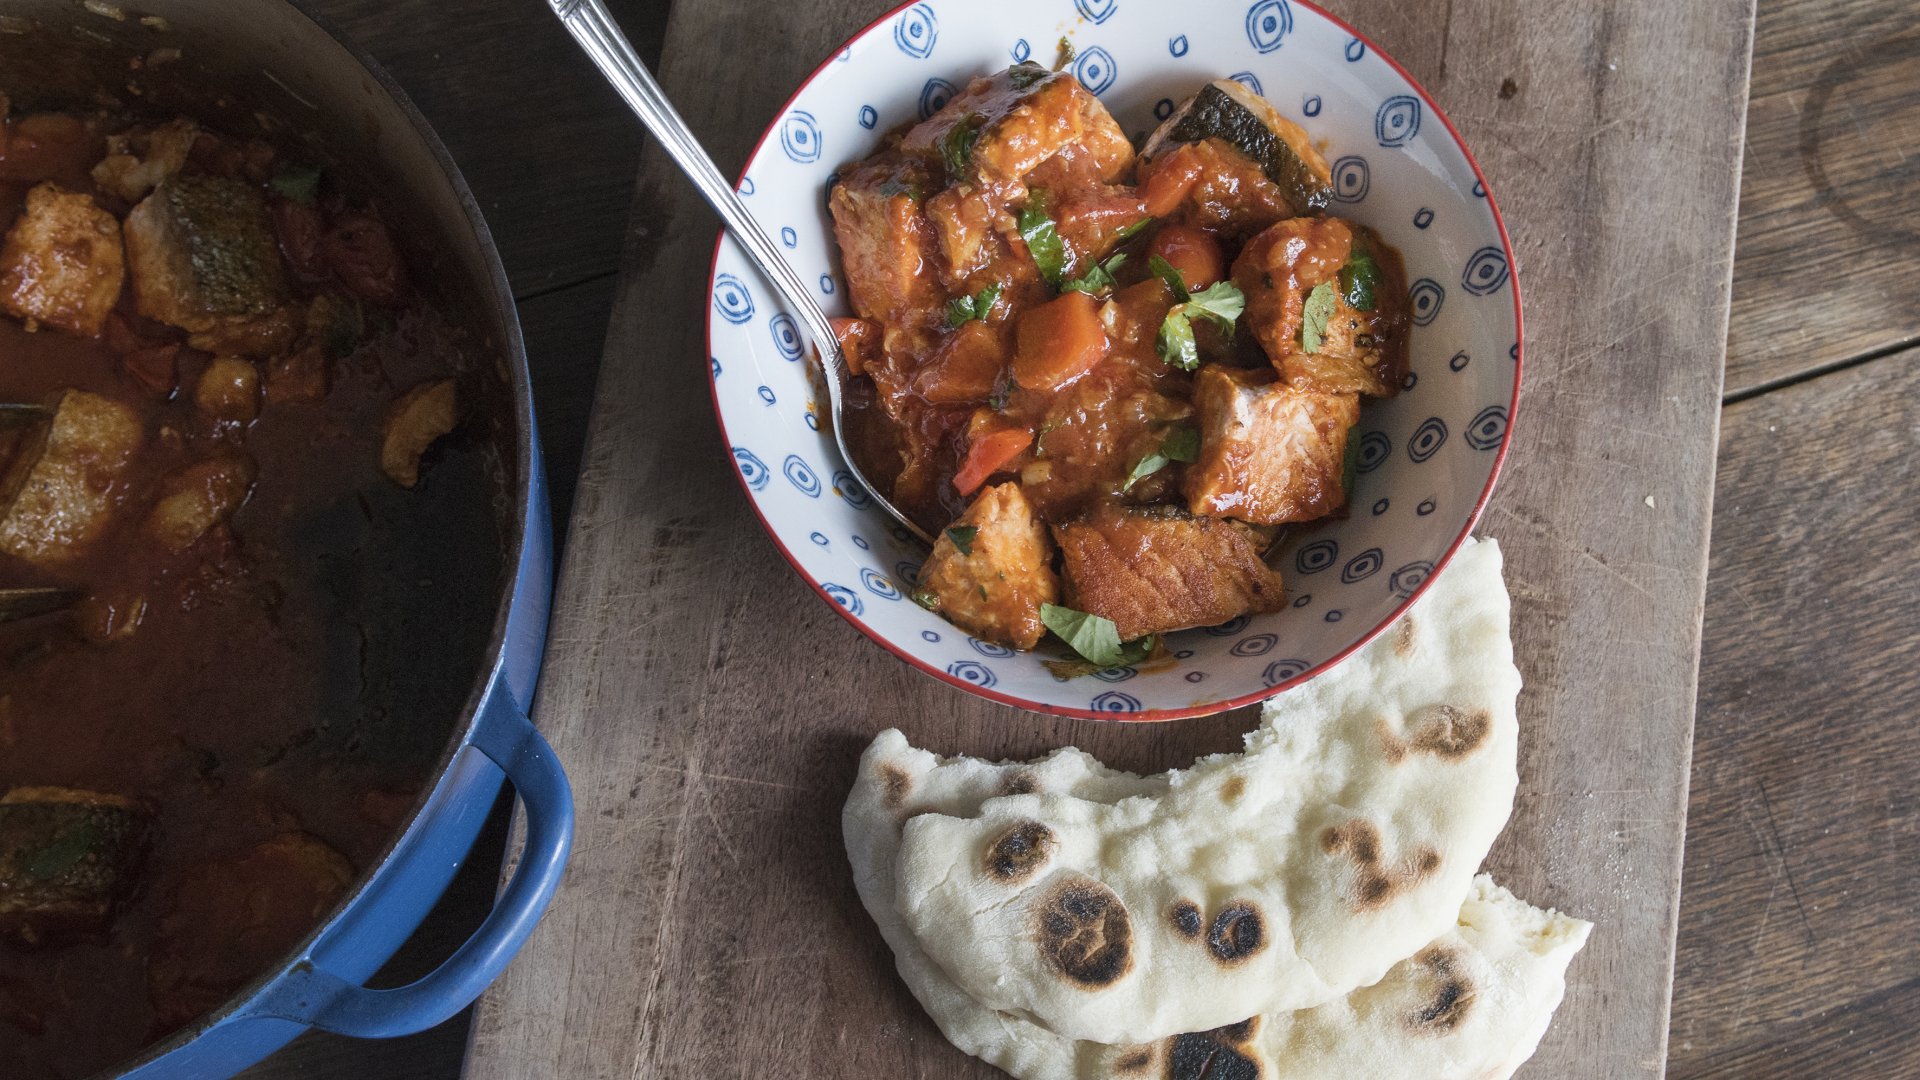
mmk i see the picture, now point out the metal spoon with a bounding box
[548,0,935,546]
[0,586,84,624]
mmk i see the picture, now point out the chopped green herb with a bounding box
[1339,252,1380,311]
[1149,254,1189,297]
[911,587,941,611]
[1122,423,1202,491]
[1007,63,1050,90]
[1062,252,1128,295]
[945,282,1003,327]
[22,822,100,882]
[940,114,984,179]
[1040,603,1155,670]
[1157,308,1199,370]
[1156,280,1247,371]
[979,585,990,601]
[988,374,1016,412]
[1185,280,1246,329]
[1035,419,1061,454]
[1299,281,1338,353]
[270,165,322,205]
[1018,194,1067,286]
[1055,36,1077,68]
[945,525,978,555]
[1113,216,1155,243]
[1162,423,1201,462]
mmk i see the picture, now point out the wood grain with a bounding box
[466,2,1756,1080]
[1666,345,1920,1078]
[1723,0,1920,398]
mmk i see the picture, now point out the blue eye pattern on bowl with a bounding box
[704,0,1521,719]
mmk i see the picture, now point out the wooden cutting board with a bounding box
[467,0,1757,1075]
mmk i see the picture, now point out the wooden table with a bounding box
[246,0,1920,1077]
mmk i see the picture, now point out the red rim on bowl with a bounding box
[704,0,1524,722]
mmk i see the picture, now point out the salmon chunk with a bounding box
[1184,365,1359,524]
[0,183,126,337]
[915,482,1059,649]
[1052,503,1285,640]
[0,787,150,946]
[89,117,198,202]
[829,151,948,343]
[0,390,144,565]
[123,175,293,354]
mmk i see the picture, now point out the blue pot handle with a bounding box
[260,702,573,1037]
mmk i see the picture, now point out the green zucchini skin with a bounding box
[1165,83,1333,215]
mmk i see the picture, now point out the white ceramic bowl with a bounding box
[705,0,1520,720]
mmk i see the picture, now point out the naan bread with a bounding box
[891,537,1520,1043]
[844,716,1588,1079]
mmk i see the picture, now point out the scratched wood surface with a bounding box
[455,1,1756,1078]
[1721,0,1920,398]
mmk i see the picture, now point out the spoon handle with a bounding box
[548,0,845,380]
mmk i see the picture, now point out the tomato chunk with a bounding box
[914,320,1006,404]
[1148,223,1226,290]
[1012,290,1109,392]
[1140,143,1205,217]
[831,316,880,375]
[953,427,1033,495]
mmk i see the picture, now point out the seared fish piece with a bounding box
[1140,78,1334,227]
[1184,365,1359,524]
[915,482,1060,650]
[0,183,126,337]
[0,787,151,946]
[123,175,294,355]
[1052,502,1285,640]
[0,389,144,566]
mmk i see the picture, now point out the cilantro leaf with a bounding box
[945,283,1003,327]
[1122,423,1202,491]
[1339,252,1380,311]
[1018,194,1067,286]
[1300,281,1337,353]
[940,115,984,179]
[1149,254,1188,297]
[270,165,322,205]
[1040,603,1154,670]
[1155,281,1245,371]
[1161,423,1201,463]
[944,525,978,555]
[1113,217,1155,243]
[1185,280,1245,330]
[1062,252,1128,295]
[1156,307,1199,370]
[911,587,941,611]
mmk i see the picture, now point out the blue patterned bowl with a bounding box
[705,0,1520,720]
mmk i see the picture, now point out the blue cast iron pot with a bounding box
[0,1,574,1075]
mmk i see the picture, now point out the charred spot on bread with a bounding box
[984,821,1056,883]
[1169,899,1204,939]
[1114,1047,1154,1073]
[1164,1023,1263,1080]
[1407,946,1476,1033]
[1408,704,1491,759]
[1205,902,1266,964]
[1001,769,1041,796]
[1034,876,1134,988]
[1321,820,1441,912]
[879,764,912,808]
